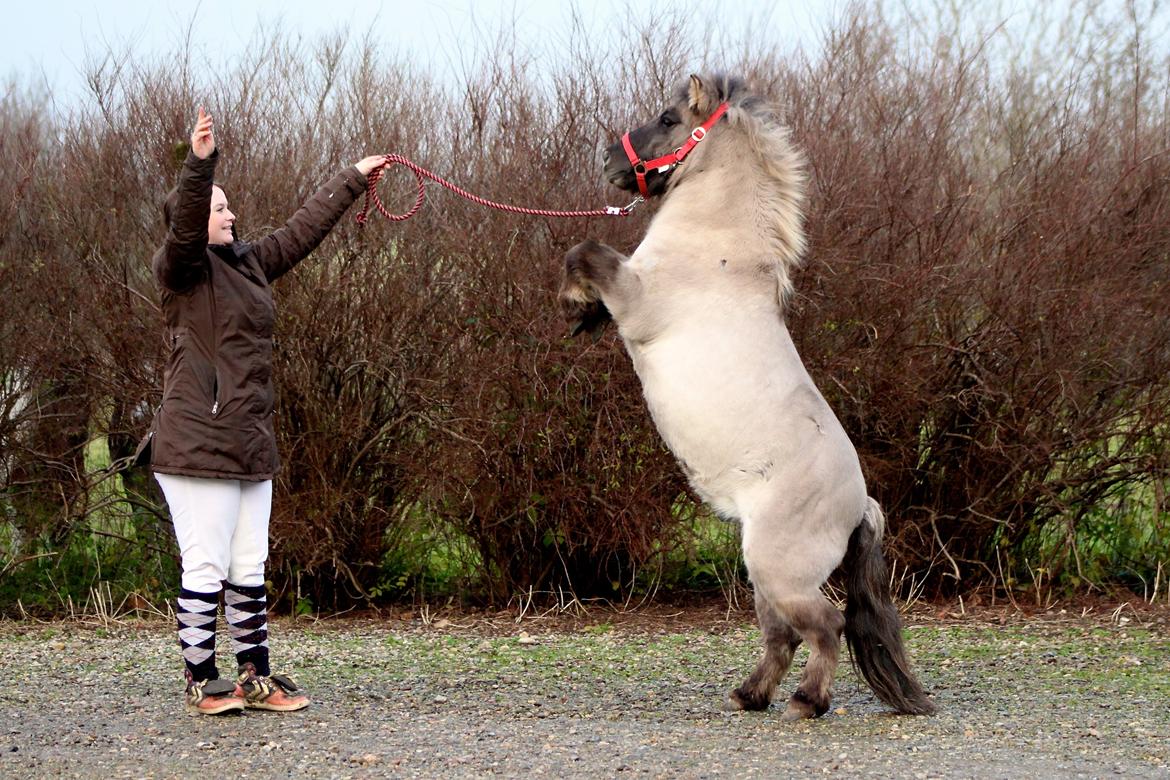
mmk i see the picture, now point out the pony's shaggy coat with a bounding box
[561,74,933,718]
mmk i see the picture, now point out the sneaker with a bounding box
[185,671,245,716]
[236,662,310,712]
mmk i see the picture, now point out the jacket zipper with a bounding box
[209,254,221,417]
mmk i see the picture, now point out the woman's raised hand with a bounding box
[354,154,390,176]
[191,107,216,159]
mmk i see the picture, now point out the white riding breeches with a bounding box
[155,473,272,592]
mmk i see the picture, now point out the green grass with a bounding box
[0,430,178,617]
[1022,429,1170,593]
[300,627,761,686]
[3,422,1166,617]
[910,623,1170,697]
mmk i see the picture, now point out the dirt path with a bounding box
[1,606,1166,778]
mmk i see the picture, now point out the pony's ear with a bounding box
[688,74,712,114]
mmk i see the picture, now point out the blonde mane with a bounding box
[671,77,808,304]
[731,95,808,271]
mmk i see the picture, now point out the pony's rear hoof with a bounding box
[781,689,828,721]
[781,703,816,721]
[726,687,770,712]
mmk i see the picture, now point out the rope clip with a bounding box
[607,195,645,216]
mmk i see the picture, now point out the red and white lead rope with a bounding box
[354,154,643,224]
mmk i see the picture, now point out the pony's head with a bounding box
[603,72,808,290]
[603,74,746,197]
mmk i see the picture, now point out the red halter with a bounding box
[621,102,730,198]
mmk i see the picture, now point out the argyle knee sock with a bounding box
[224,582,270,676]
[176,587,220,681]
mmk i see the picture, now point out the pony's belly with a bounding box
[626,328,861,519]
[628,328,795,431]
[629,335,795,474]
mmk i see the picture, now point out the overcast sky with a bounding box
[5,0,1163,113]
[2,0,847,107]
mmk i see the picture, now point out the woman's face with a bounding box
[208,186,235,245]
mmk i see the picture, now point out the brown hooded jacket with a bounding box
[141,149,367,480]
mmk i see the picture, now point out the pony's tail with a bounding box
[842,498,935,715]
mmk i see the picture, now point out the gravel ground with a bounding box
[0,605,1166,778]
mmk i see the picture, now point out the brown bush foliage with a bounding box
[2,5,1167,608]
[783,10,1170,593]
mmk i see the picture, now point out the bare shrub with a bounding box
[785,7,1170,594]
[2,3,1168,611]
[393,39,695,604]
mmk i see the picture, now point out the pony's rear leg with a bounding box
[727,591,802,711]
[775,593,846,720]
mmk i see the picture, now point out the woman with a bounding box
[144,107,386,715]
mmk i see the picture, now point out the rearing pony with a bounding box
[559,74,934,719]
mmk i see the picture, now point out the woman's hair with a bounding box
[161,187,181,230]
[162,183,235,240]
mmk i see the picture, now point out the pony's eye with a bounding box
[659,112,678,127]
